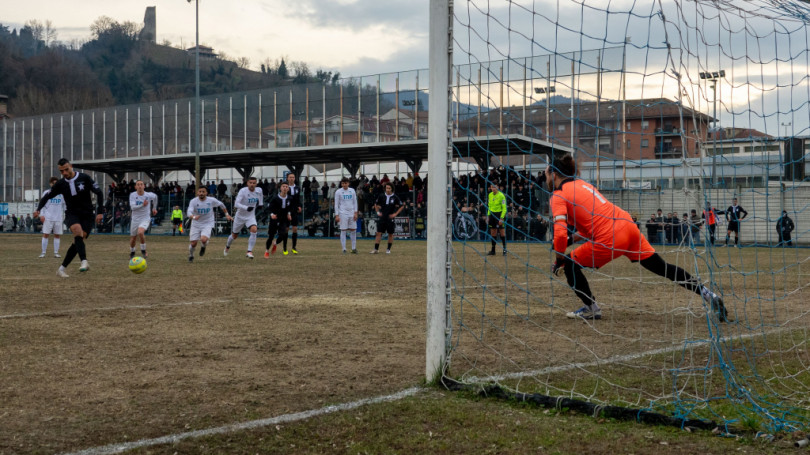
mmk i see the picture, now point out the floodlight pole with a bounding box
[191,0,201,188]
[699,69,724,186]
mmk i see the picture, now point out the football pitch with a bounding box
[1,233,805,454]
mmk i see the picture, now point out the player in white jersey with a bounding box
[129,180,159,258]
[39,177,66,258]
[224,176,264,259]
[334,177,359,254]
[186,186,232,262]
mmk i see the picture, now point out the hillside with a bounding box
[0,20,339,118]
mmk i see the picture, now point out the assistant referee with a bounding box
[487,181,508,256]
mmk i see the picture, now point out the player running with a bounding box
[224,176,264,259]
[546,154,728,322]
[38,176,66,258]
[724,197,748,247]
[128,180,158,258]
[487,182,508,256]
[370,182,403,254]
[34,158,104,278]
[334,177,359,254]
[186,186,232,262]
[264,182,293,257]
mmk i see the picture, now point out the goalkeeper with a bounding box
[546,154,727,322]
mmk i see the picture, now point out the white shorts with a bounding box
[42,220,64,235]
[338,213,356,230]
[189,222,214,241]
[232,213,258,233]
[130,217,151,236]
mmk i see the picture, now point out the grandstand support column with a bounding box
[285,163,303,182]
[145,171,163,186]
[341,161,360,178]
[187,167,206,185]
[426,0,452,384]
[107,172,126,187]
[235,166,254,181]
[405,159,423,176]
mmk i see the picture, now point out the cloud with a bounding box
[281,0,427,32]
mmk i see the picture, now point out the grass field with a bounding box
[1,233,807,454]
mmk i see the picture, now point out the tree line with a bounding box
[0,17,342,117]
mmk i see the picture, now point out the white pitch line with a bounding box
[0,299,231,320]
[60,386,423,455]
[465,326,789,384]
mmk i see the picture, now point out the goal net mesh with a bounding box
[445,0,810,433]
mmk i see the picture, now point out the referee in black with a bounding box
[370,182,404,254]
[34,158,104,278]
[724,197,748,247]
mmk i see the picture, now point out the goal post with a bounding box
[425,0,453,383]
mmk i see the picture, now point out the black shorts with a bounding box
[727,221,740,233]
[65,213,95,236]
[488,214,504,229]
[172,218,182,226]
[378,216,396,235]
[289,211,301,226]
[268,218,290,234]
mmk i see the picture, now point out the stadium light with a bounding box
[699,69,724,184]
[188,0,201,188]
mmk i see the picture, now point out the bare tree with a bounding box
[24,19,44,41]
[90,16,116,39]
[44,20,57,46]
[236,56,251,69]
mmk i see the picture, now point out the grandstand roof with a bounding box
[72,134,570,180]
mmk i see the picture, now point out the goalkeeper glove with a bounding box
[552,258,565,276]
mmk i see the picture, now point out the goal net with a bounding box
[431,0,810,434]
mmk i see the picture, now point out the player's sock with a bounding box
[41,237,48,255]
[340,231,347,250]
[189,244,195,256]
[350,231,357,249]
[248,232,257,252]
[387,242,393,252]
[491,239,496,252]
[292,232,298,249]
[226,235,234,248]
[735,236,739,245]
[63,244,78,267]
[265,237,272,250]
[54,238,60,253]
[140,243,146,254]
[282,235,288,251]
[725,235,730,245]
[501,236,507,250]
[131,247,136,253]
[374,243,380,251]
[74,236,86,261]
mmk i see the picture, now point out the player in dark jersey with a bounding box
[286,172,302,254]
[264,182,294,257]
[370,182,404,254]
[34,158,104,278]
[724,197,748,246]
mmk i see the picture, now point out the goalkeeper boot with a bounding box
[711,296,729,323]
[566,304,602,320]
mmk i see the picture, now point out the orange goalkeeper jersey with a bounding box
[550,178,636,254]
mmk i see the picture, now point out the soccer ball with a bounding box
[129,256,147,274]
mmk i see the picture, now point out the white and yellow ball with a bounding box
[129,256,147,274]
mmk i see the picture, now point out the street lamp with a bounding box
[782,122,792,138]
[187,0,201,188]
[534,85,555,140]
[699,69,724,185]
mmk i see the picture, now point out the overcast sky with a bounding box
[3,0,430,77]
[5,0,810,135]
